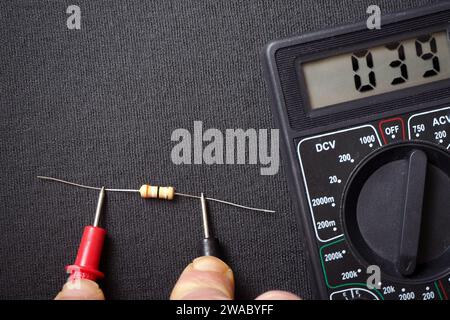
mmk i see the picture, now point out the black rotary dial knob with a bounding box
[342,141,450,282]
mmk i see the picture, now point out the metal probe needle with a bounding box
[93,187,105,227]
[199,193,221,258]
[200,193,210,239]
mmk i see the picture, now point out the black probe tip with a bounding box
[201,237,221,258]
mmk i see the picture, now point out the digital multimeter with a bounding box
[263,3,450,300]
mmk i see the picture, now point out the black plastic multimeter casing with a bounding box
[262,3,450,300]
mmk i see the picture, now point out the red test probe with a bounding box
[66,187,107,281]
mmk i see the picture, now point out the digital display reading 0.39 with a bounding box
[302,31,450,109]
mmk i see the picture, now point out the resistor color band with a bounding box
[139,185,175,200]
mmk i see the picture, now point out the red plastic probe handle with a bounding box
[66,226,106,281]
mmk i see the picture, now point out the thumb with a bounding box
[55,279,105,300]
[255,290,301,300]
[170,256,234,300]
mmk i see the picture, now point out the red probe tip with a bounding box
[66,226,106,281]
[66,187,107,281]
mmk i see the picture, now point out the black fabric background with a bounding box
[0,0,442,299]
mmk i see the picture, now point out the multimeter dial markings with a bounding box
[298,125,382,242]
[378,117,406,144]
[322,238,445,300]
[378,282,441,300]
[329,283,442,300]
[320,238,369,288]
[408,106,450,148]
[330,288,379,300]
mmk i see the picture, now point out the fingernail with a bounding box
[66,278,99,290]
[225,268,234,283]
[192,256,230,273]
[55,279,105,300]
[255,290,301,300]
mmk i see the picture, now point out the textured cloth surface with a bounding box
[0,0,441,299]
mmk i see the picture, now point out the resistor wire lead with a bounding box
[37,176,275,213]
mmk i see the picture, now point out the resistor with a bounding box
[37,176,275,213]
[139,185,175,200]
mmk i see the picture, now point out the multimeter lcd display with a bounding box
[302,31,450,110]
